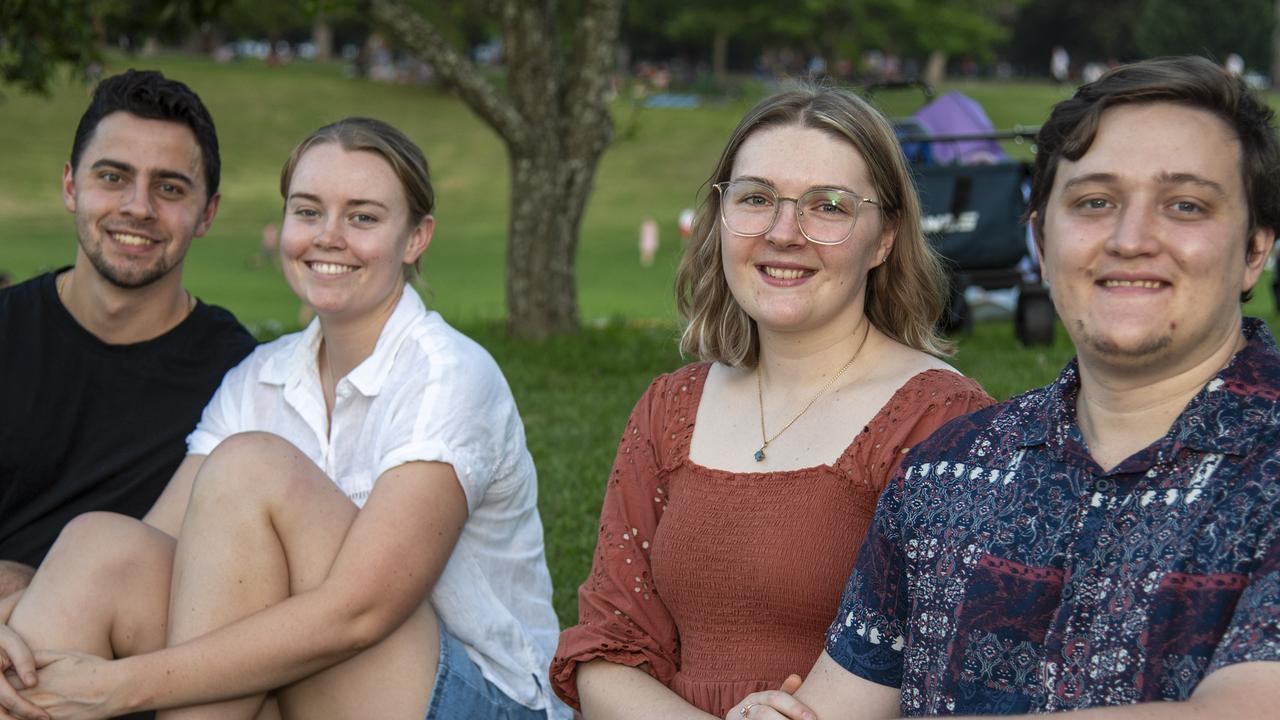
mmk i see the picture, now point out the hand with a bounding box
[727,674,817,720]
[19,651,122,720]
[0,626,47,720]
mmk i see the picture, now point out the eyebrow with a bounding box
[91,159,195,187]
[1061,171,1227,197]
[734,175,860,195]
[287,192,391,211]
[1156,172,1227,197]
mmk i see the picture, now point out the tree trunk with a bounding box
[507,152,582,336]
[712,29,729,83]
[371,0,621,338]
[924,49,947,87]
[312,14,333,62]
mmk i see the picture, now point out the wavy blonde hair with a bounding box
[675,85,952,367]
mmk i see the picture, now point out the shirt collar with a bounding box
[1169,317,1280,456]
[1016,317,1280,457]
[344,286,424,397]
[257,285,426,399]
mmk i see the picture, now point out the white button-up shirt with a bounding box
[188,287,566,716]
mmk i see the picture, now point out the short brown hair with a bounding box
[675,85,952,367]
[1029,56,1280,256]
[280,117,434,280]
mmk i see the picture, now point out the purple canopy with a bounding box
[912,91,1008,165]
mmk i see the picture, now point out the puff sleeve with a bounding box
[551,370,690,711]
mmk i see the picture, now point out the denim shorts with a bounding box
[424,626,548,720]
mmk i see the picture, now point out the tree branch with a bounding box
[562,0,623,158]
[369,0,528,147]
[499,0,560,149]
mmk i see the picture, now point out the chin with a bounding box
[1076,321,1173,361]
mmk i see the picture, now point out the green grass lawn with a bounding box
[5,54,1279,626]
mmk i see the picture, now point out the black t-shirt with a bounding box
[0,271,256,566]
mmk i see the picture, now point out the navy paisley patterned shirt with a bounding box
[827,318,1280,716]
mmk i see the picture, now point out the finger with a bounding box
[779,673,803,694]
[0,639,34,689]
[0,684,47,720]
[740,690,819,720]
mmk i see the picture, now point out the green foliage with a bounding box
[626,0,1020,75]
[0,0,98,94]
[1135,0,1273,68]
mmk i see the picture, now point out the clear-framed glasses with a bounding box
[713,179,880,246]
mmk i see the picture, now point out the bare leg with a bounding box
[158,432,437,720]
[9,512,174,659]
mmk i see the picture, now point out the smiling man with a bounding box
[0,70,254,597]
[730,56,1280,720]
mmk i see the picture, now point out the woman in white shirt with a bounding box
[0,118,565,720]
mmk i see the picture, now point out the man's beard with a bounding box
[77,223,178,290]
[1074,318,1174,359]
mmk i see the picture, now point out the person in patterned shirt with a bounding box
[728,55,1280,719]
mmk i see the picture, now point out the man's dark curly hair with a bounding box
[70,69,220,200]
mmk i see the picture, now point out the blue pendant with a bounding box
[754,448,766,462]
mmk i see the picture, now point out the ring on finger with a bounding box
[741,702,758,718]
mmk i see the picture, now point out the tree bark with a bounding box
[371,0,622,338]
[312,14,333,62]
[924,49,947,87]
[712,29,729,82]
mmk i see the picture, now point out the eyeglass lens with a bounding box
[719,180,861,244]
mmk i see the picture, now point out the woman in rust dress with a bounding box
[552,86,994,719]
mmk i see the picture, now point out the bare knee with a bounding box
[193,432,316,507]
[46,512,174,578]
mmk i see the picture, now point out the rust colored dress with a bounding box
[552,363,993,717]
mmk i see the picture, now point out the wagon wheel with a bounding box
[1015,285,1055,347]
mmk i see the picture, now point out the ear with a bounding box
[1030,211,1048,276]
[193,192,221,238]
[403,215,435,266]
[62,162,77,213]
[1243,224,1275,292]
[873,213,898,268]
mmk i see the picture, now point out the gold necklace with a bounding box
[754,322,871,462]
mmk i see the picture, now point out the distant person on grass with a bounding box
[0,70,254,598]
[730,55,1280,719]
[551,86,993,719]
[0,117,567,720]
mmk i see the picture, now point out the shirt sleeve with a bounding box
[185,350,256,456]
[824,460,912,689]
[1209,531,1280,670]
[373,345,519,514]
[551,373,682,712]
[849,370,995,496]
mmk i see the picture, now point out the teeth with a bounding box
[763,266,810,280]
[1103,279,1163,289]
[309,262,355,275]
[114,233,152,246]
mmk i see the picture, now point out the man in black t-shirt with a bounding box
[0,70,255,597]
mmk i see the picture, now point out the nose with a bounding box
[314,218,346,249]
[767,198,806,248]
[1104,203,1160,257]
[119,185,157,221]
